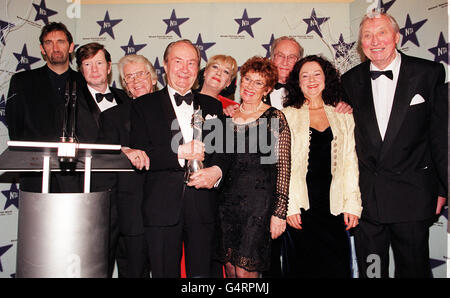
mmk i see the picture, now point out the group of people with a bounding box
[5,10,447,279]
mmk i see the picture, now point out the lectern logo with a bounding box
[1,183,19,210]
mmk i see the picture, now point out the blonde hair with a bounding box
[205,54,238,80]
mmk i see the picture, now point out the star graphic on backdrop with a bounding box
[163,9,189,38]
[153,57,166,86]
[120,35,147,56]
[0,95,7,127]
[261,34,275,58]
[1,183,19,210]
[378,0,396,13]
[0,244,13,272]
[194,34,215,62]
[13,44,41,72]
[234,9,261,38]
[303,8,330,38]
[32,0,58,25]
[97,11,122,39]
[428,32,449,65]
[332,34,356,59]
[399,14,427,47]
[430,258,446,270]
[0,20,14,45]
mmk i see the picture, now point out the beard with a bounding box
[45,51,70,65]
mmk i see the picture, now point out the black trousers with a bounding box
[116,234,150,278]
[144,188,215,278]
[354,218,433,278]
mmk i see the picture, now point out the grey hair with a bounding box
[358,10,400,41]
[118,54,157,83]
[270,36,304,59]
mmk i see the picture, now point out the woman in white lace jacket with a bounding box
[281,55,362,278]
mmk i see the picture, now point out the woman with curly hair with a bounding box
[215,56,291,278]
[282,55,362,277]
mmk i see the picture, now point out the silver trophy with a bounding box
[185,108,205,183]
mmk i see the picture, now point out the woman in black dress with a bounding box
[282,55,362,277]
[216,56,291,278]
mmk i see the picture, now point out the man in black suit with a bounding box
[342,11,447,278]
[75,42,130,278]
[97,54,156,278]
[129,39,227,277]
[6,22,90,193]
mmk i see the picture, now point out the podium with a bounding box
[0,141,133,278]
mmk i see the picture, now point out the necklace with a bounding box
[308,106,324,110]
[239,101,264,114]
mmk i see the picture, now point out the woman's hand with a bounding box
[287,213,302,230]
[343,212,359,230]
[270,216,286,239]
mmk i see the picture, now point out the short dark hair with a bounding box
[240,56,278,91]
[39,22,73,45]
[284,55,343,108]
[75,42,111,69]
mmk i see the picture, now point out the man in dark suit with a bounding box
[6,22,91,193]
[129,39,227,277]
[75,42,130,278]
[97,54,157,278]
[342,11,447,278]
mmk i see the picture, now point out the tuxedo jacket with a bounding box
[98,101,145,235]
[342,53,447,223]
[129,87,227,227]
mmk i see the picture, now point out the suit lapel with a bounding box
[378,54,416,162]
[159,87,182,145]
[358,63,383,151]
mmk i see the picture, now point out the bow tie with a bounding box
[174,92,194,106]
[274,82,286,90]
[95,92,114,103]
[370,70,393,80]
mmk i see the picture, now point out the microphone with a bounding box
[68,80,77,142]
[60,81,70,142]
[58,80,78,164]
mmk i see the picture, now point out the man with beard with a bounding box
[6,22,93,193]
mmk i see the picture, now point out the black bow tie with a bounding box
[370,70,393,80]
[95,92,114,103]
[274,82,286,90]
[174,92,194,106]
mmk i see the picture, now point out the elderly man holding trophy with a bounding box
[129,39,227,278]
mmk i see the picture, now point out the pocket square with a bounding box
[410,94,425,106]
[205,114,217,120]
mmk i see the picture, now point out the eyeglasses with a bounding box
[123,71,150,83]
[273,53,299,65]
[241,76,266,89]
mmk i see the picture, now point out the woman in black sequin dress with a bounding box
[216,56,291,278]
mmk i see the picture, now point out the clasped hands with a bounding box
[287,212,359,231]
[179,140,222,189]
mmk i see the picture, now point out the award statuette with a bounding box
[185,108,204,183]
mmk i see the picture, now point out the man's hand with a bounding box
[335,101,353,114]
[122,147,150,170]
[287,213,302,230]
[178,140,205,161]
[223,104,240,117]
[436,196,447,215]
[187,166,222,189]
[270,216,286,239]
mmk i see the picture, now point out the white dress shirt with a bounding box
[167,85,194,167]
[370,50,401,140]
[269,87,287,110]
[88,85,117,112]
